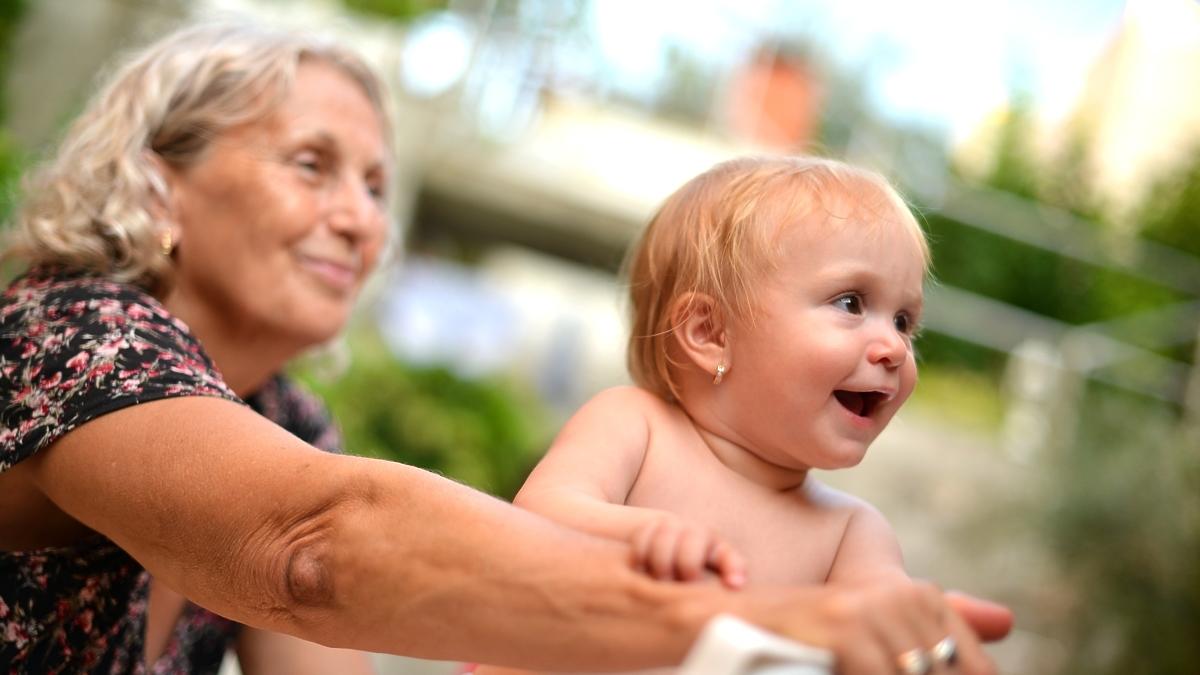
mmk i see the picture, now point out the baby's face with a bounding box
[718,211,925,471]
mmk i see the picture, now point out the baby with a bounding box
[518,156,928,590]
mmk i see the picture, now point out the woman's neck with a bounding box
[161,292,299,398]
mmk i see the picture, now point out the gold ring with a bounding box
[931,636,958,665]
[896,648,932,675]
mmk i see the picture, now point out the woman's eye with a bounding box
[294,153,323,174]
[833,294,864,314]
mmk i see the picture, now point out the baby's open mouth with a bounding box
[834,390,886,417]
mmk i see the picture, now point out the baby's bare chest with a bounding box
[625,439,852,585]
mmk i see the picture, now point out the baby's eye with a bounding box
[832,294,864,315]
[894,312,918,336]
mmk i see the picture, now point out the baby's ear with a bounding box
[670,292,728,375]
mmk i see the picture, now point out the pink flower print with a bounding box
[4,621,28,649]
[90,362,114,377]
[20,341,37,359]
[39,371,62,389]
[95,337,128,358]
[75,609,94,633]
[0,596,8,618]
[0,428,15,445]
[2,363,15,377]
[126,303,154,320]
[92,298,122,315]
[66,351,90,372]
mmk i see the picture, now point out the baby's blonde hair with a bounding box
[4,21,391,296]
[625,155,929,401]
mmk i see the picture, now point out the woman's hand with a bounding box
[630,513,747,588]
[747,580,999,675]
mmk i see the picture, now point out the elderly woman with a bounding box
[0,22,1009,675]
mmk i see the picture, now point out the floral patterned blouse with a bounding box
[1,269,343,674]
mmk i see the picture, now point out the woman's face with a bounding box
[163,59,390,353]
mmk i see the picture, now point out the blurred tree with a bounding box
[339,0,446,22]
[0,0,28,226]
[1137,144,1200,259]
[1047,385,1200,675]
[984,92,1040,200]
[295,330,551,499]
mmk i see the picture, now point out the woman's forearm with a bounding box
[287,457,707,669]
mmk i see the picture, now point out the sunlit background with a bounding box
[2,1,1198,673]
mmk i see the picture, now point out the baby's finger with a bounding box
[706,541,747,589]
[646,524,683,581]
[674,527,711,581]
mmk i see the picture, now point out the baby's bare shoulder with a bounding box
[799,478,881,518]
[588,385,686,424]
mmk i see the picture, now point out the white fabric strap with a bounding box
[679,614,833,675]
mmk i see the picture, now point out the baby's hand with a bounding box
[630,514,747,589]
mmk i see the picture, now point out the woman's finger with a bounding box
[945,591,1014,642]
[939,597,997,675]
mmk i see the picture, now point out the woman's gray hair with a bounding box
[5,21,392,295]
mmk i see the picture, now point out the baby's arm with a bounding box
[516,386,746,587]
[824,495,909,586]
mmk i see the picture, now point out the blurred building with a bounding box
[955,0,1200,220]
[1073,0,1200,216]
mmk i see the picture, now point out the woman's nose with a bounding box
[327,175,384,241]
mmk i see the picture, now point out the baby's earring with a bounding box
[713,362,727,385]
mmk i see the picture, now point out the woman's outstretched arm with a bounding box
[29,395,1000,673]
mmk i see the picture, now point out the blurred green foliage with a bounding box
[1047,386,1200,675]
[0,130,23,226]
[294,330,551,498]
[0,0,27,226]
[1138,144,1200,259]
[338,0,446,22]
[955,96,1200,674]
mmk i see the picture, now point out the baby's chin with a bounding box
[807,445,872,471]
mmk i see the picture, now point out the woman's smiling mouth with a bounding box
[297,253,359,292]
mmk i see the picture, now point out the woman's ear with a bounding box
[670,292,729,379]
[142,150,182,243]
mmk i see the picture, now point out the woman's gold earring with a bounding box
[713,362,727,385]
[160,229,174,257]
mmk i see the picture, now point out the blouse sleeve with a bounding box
[245,375,344,454]
[1,273,241,471]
